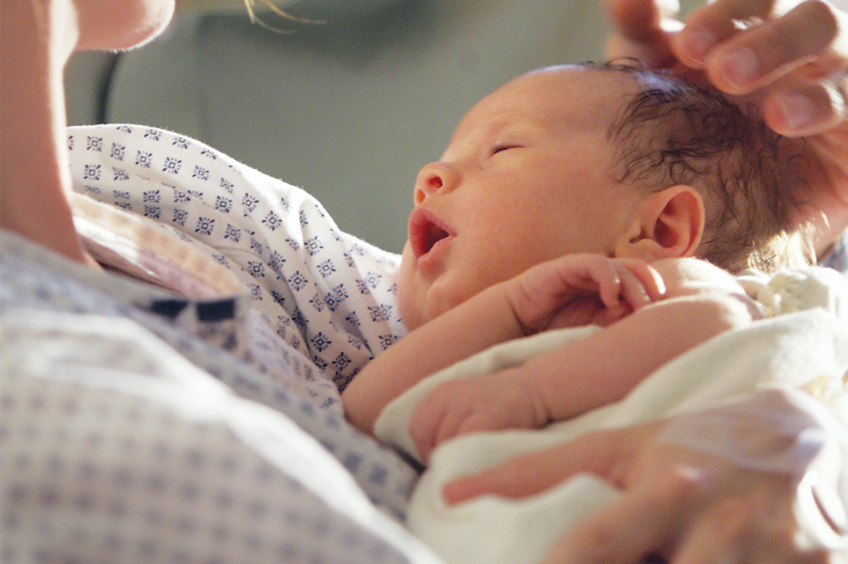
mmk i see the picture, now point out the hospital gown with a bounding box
[0,125,439,564]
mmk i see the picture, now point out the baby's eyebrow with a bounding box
[447,119,510,152]
[448,111,552,157]
[475,117,514,138]
[481,115,547,139]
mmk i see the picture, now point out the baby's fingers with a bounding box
[609,260,666,310]
[410,386,482,462]
[598,267,646,312]
[560,256,646,308]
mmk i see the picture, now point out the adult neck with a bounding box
[1,0,90,264]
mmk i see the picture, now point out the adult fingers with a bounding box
[603,0,680,67]
[671,0,848,136]
[675,0,845,91]
[441,443,606,505]
[709,2,843,95]
[673,0,802,67]
[762,75,848,136]
[541,466,707,564]
[672,489,829,564]
[441,425,659,505]
[674,0,804,67]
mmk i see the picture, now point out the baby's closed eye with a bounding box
[490,144,523,156]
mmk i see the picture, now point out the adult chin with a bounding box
[75,0,176,52]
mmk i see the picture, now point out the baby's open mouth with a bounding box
[408,207,453,260]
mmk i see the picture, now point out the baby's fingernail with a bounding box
[680,28,716,65]
[775,92,816,130]
[717,46,759,90]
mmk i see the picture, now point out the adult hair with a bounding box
[599,61,812,273]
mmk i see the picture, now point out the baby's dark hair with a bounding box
[596,61,811,273]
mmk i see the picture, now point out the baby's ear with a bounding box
[615,185,705,262]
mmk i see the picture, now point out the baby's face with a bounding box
[398,66,645,329]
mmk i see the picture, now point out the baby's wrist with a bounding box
[499,280,540,337]
[503,365,554,428]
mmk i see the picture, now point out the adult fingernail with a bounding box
[775,92,816,130]
[717,46,759,90]
[680,27,716,65]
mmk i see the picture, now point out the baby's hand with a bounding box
[504,254,665,335]
[409,369,545,462]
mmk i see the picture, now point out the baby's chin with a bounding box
[397,242,467,330]
[399,283,468,332]
[397,285,424,331]
[398,242,424,330]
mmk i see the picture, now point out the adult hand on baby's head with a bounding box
[674,0,847,139]
[604,0,848,137]
[603,0,848,256]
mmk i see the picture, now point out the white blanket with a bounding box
[375,266,848,564]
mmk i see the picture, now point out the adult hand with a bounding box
[604,0,848,255]
[605,0,848,137]
[442,417,834,563]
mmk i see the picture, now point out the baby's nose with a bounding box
[414,162,459,204]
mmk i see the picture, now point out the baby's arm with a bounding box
[342,254,664,434]
[409,258,758,460]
